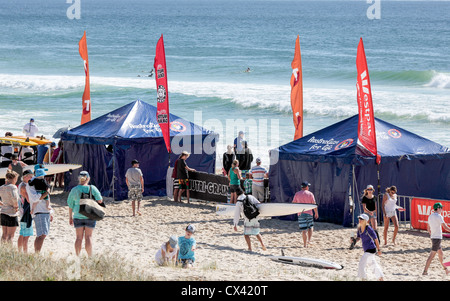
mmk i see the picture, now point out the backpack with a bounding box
[242,195,260,220]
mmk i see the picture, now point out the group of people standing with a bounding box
[0,166,53,254]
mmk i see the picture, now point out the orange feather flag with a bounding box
[290,35,303,140]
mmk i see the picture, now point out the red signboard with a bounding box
[411,198,450,232]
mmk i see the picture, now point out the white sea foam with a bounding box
[0,73,448,124]
[425,71,450,89]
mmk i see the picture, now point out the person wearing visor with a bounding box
[67,171,103,257]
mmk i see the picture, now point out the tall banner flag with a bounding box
[154,34,171,153]
[356,38,380,164]
[78,31,91,124]
[290,35,303,140]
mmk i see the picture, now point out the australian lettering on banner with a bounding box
[411,198,450,231]
[188,171,229,203]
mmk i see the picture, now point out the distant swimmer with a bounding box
[244,67,251,73]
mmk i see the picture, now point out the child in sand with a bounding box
[155,235,179,266]
[28,168,51,215]
[178,224,197,268]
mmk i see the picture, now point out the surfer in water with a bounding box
[244,67,251,73]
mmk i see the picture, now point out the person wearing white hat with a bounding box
[352,213,384,281]
[155,235,179,266]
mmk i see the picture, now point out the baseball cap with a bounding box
[186,224,196,234]
[358,214,370,221]
[131,159,139,165]
[256,157,261,163]
[433,202,443,210]
[301,181,311,188]
[366,185,374,190]
[169,235,178,248]
[23,169,33,176]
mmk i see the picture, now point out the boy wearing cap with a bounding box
[178,224,196,268]
[29,168,51,216]
[292,181,319,248]
[423,202,450,276]
[125,160,144,216]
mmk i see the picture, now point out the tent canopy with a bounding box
[269,115,450,226]
[62,100,218,200]
[63,99,214,145]
[275,115,449,165]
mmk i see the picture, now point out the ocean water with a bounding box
[0,0,449,167]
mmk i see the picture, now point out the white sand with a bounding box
[24,189,450,281]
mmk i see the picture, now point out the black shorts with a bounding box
[230,185,240,193]
[1,213,19,227]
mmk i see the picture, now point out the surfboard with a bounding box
[216,203,317,217]
[0,137,38,146]
[0,164,82,178]
[11,136,53,145]
[443,233,450,238]
[269,255,343,270]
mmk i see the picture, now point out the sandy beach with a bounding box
[17,188,448,282]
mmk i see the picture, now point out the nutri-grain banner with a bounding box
[411,198,450,231]
[188,171,229,203]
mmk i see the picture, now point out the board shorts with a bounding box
[0,214,19,227]
[178,179,190,190]
[431,238,442,252]
[34,213,50,237]
[173,179,179,190]
[19,222,33,237]
[128,184,143,202]
[230,184,240,193]
[244,218,260,235]
[73,218,97,229]
[298,213,314,231]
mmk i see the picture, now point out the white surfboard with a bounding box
[269,255,343,270]
[0,164,82,179]
[216,203,317,217]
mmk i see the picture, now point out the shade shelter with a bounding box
[269,115,450,226]
[62,100,218,200]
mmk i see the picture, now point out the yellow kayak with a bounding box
[0,137,38,146]
[11,136,53,145]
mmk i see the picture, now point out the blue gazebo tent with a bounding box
[269,115,450,227]
[62,100,218,200]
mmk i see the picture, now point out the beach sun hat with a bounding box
[79,171,90,180]
[169,235,178,248]
[358,214,370,221]
[35,169,47,177]
[34,164,48,171]
[433,202,443,210]
[186,224,196,234]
